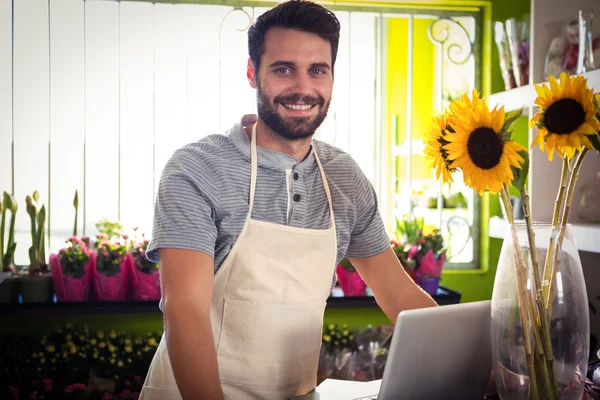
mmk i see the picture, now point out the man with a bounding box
[139,1,437,399]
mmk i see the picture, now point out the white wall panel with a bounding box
[49,0,85,252]
[84,0,120,235]
[119,1,154,235]
[153,3,188,195]
[12,0,49,265]
[0,0,12,197]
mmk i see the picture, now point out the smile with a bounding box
[282,104,315,111]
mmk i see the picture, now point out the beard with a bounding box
[256,81,331,141]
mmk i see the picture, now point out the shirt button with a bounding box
[293,194,301,202]
[293,172,299,181]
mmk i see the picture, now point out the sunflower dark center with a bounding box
[543,98,585,134]
[467,127,503,170]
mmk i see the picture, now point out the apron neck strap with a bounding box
[249,123,335,228]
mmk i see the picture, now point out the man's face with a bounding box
[248,27,333,141]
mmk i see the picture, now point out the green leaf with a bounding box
[73,190,79,209]
[501,108,524,134]
[511,150,530,191]
[588,132,600,153]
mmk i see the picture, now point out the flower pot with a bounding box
[0,272,20,303]
[19,274,54,303]
[335,264,367,296]
[132,267,161,301]
[49,253,94,302]
[93,255,132,301]
[416,276,440,295]
[491,223,589,399]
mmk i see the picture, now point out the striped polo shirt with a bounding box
[147,118,391,278]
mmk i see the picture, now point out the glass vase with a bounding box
[491,223,590,400]
[577,10,596,74]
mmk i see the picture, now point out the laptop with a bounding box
[300,300,493,400]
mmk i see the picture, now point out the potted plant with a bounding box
[49,237,94,302]
[393,214,446,295]
[92,222,131,301]
[19,191,53,303]
[0,191,19,303]
[130,232,160,301]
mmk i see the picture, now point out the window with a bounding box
[0,0,481,268]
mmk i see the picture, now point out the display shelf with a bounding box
[487,69,600,113]
[0,285,461,315]
[488,216,600,254]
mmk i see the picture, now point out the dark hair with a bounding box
[248,0,340,73]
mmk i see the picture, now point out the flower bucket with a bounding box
[50,253,94,302]
[416,276,440,295]
[0,273,20,303]
[92,254,132,301]
[336,264,367,296]
[20,274,54,303]
[131,266,161,301]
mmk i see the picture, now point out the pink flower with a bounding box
[134,376,142,381]
[124,380,131,387]
[122,234,129,240]
[408,246,418,259]
[64,385,73,393]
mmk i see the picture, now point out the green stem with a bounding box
[546,149,588,314]
[541,158,568,308]
[0,208,5,270]
[7,211,16,251]
[500,185,540,399]
[73,207,78,237]
[520,188,559,399]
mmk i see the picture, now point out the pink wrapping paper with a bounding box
[335,264,367,296]
[92,254,132,301]
[131,265,161,301]
[49,253,94,302]
[415,250,445,278]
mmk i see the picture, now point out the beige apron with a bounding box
[140,123,337,400]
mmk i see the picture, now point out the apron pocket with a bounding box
[217,298,326,391]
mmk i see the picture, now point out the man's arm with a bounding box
[160,248,223,400]
[349,247,438,323]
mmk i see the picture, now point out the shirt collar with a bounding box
[227,118,316,170]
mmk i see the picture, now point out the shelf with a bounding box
[487,69,600,113]
[488,216,600,254]
[0,286,461,316]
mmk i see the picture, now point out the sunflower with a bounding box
[424,113,455,183]
[529,72,600,160]
[444,92,526,195]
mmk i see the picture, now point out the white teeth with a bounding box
[283,104,312,110]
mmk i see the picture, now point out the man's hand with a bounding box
[349,247,438,323]
[160,248,223,400]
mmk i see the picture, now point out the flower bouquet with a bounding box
[50,237,94,302]
[392,215,446,295]
[92,236,131,301]
[424,73,600,399]
[130,236,160,301]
